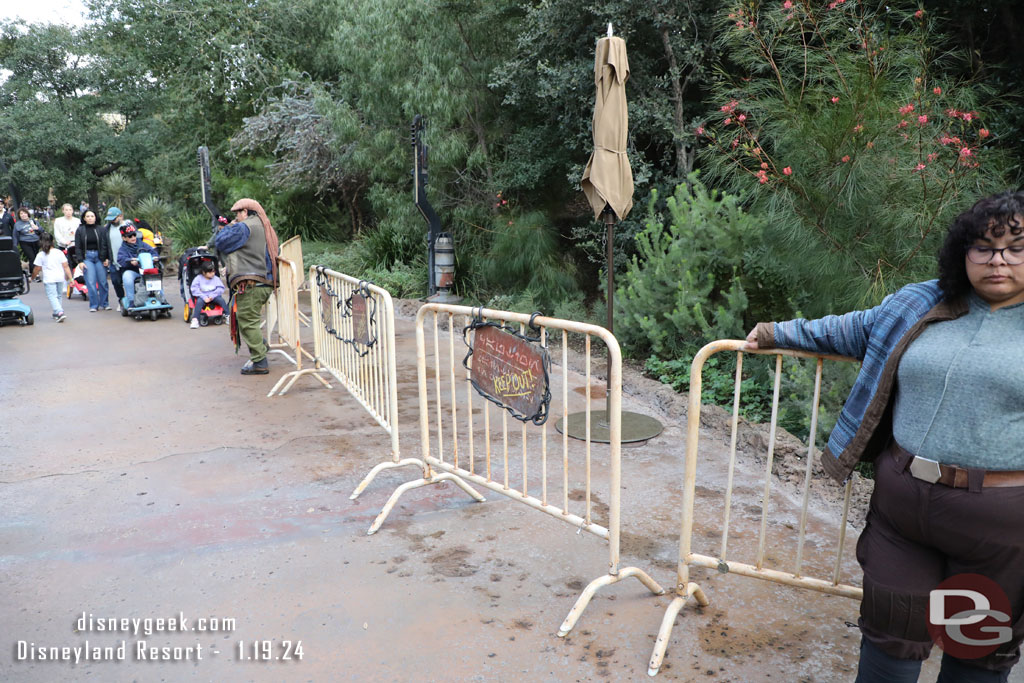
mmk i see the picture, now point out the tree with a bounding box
[83,0,344,202]
[0,21,144,207]
[697,0,1015,318]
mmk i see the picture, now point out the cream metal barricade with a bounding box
[372,304,665,636]
[279,235,311,326]
[282,266,422,498]
[648,340,862,676]
[267,257,331,397]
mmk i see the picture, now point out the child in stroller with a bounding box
[178,247,226,326]
[189,261,227,328]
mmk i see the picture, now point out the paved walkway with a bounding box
[1,281,1000,681]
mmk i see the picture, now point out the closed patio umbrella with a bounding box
[559,26,661,444]
[581,34,633,226]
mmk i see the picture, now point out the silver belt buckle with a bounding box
[909,456,942,483]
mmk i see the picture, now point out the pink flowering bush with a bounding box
[698,0,1012,317]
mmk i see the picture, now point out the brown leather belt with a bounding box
[891,443,1024,489]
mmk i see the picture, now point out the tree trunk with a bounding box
[660,28,693,179]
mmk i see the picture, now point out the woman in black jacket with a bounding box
[73,209,111,311]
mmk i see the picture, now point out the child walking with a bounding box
[31,233,73,322]
[190,261,228,329]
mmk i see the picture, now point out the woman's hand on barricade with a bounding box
[745,328,759,350]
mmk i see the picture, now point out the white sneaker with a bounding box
[190,318,199,329]
[116,303,121,312]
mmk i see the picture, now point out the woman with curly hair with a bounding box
[747,190,1024,682]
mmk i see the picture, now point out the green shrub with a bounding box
[646,351,857,449]
[134,196,174,232]
[616,173,756,359]
[482,210,579,312]
[164,210,215,258]
[99,171,135,212]
[700,1,1014,318]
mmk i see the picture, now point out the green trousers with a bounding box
[235,285,271,362]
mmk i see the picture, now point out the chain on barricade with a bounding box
[315,268,378,357]
[461,309,552,425]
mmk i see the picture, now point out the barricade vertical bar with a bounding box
[449,312,459,469]
[755,354,784,571]
[484,316,492,482]
[541,326,548,507]
[585,333,592,526]
[485,400,492,482]
[433,311,443,463]
[834,479,854,586]
[465,315,475,476]
[502,409,509,490]
[795,358,824,577]
[368,304,380,417]
[562,330,569,516]
[720,351,744,562]
[418,312,431,472]
[520,322,528,498]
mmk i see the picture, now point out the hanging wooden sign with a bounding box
[466,323,551,424]
[350,292,371,346]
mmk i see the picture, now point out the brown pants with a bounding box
[857,443,1024,670]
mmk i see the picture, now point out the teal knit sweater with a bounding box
[893,292,1024,470]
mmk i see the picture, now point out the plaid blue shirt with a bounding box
[771,280,946,480]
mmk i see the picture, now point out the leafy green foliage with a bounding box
[646,354,773,422]
[616,173,755,358]
[134,196,174,230]
[164,211,214,259]
[646,351,857,447]
[99,172,135,212]
[303,240,427,299]
[483,211,579,312]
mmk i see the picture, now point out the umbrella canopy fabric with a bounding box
[581,36,633,222]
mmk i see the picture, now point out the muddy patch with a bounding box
[429,546,479,577]
[388,521,446,553]
[573,384,607,399]
[697,610,813,661]
[620,530,674,570]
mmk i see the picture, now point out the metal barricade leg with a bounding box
[557,566,666,637]
[350,459,430,500]
[647,583,710,676]
[366,473,486,535]
[267,367,332,398]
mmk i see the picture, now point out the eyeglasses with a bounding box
[967,245,1024,265]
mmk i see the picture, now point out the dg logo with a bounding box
[928,573,1012,659]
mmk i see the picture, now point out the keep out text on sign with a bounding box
[469,325,549,421]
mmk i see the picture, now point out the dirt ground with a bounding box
[1,281,1014,682]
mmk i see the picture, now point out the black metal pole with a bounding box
[604,207,615,417]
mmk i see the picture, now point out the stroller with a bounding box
[178,246,225,326]
[0,235,33,325]
[120,251,173,321]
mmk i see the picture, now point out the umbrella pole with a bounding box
[604,208,614,415]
